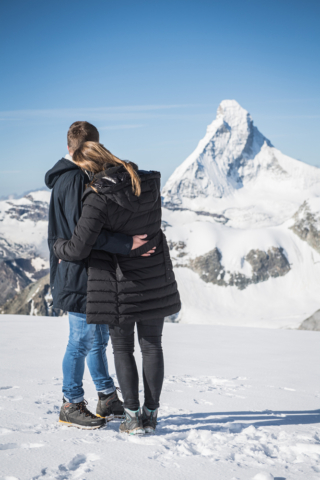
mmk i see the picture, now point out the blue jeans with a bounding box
[62,312,115,403]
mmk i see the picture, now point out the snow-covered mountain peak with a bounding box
[216,99,250,128]
[162,100,320,226]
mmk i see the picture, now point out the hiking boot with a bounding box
[96,389,124,421]
[141,405,158,434]
[59,398,105,430]
[119,408,145,435]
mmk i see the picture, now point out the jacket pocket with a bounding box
[52,261,87,296]
[64,262,88,294]
[52,261,69,302]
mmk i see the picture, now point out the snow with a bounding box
[161,100,320,327]
[1,315,320,480]
[27,191,51,203]
[31,257,49,272]
[173,267,320,328]
[0,189,50,260]
[164,209,320,327]
[162,100,320,218]
[253,474,274,480]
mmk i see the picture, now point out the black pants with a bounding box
[109,318,164,411]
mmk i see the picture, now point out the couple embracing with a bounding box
[45,121,180,435]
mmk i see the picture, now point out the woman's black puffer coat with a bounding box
[53,164,181,325]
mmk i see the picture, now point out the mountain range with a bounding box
[1,100,320,328]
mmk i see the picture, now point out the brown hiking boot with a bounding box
[59,398,105,430]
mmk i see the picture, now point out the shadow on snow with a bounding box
[159,409,320,432]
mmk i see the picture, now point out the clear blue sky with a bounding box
[0,0,319,198]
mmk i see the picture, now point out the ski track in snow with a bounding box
[1,319,320,480]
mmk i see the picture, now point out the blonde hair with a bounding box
[73,142,141,196]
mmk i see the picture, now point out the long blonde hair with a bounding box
[73,141,141,196]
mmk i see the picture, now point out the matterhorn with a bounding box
[162,100,320,328]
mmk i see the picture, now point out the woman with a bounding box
[54,142,181,435]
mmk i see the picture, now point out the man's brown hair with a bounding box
[67,121,99,152]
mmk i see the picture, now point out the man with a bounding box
[45,121,151,429]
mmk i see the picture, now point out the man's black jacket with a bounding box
[45,158,133,313]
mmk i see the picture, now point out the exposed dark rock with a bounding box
[32,268,50,280]
[228,271,251,290]
[0,260,32,306]
[0,273,62,317]
[168,240,186,251]
[0,257,49,307]
[290,201,320,254]
[189,248,226,286]
[5,198,48,222]
[246,247,290,282]
[188,247,290,290]
[161,220,171,232]
[298,310,320,331]
[0,236,35,261]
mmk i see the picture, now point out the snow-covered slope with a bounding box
[1,316,320,480]
[162,100,320,328]
[0,190,50,306]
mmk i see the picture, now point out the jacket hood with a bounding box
[45,158,83,189]
[83,165,161,213]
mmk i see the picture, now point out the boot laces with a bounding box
[77,400,96,418]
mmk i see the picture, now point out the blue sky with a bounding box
[0,0,319,197]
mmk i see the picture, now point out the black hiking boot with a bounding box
[59,398,105,430]
[96,389,124,421]
[119,408,145,435]
[141,405,158,434]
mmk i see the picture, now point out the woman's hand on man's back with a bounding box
[132,234,156,257]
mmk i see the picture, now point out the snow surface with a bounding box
[1,315,320,480]
[165,214,320,328]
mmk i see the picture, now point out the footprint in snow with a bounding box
[0,428,13,436]
[194,399,213,405]
[0,443,19,450]
[253,473,274,480]
[0,442,44,451]
[32,453,99,479]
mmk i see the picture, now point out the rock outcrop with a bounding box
[290,201,320,254]
[0,273,62,316]
[298,310,320,331]
[188,247,290,290]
